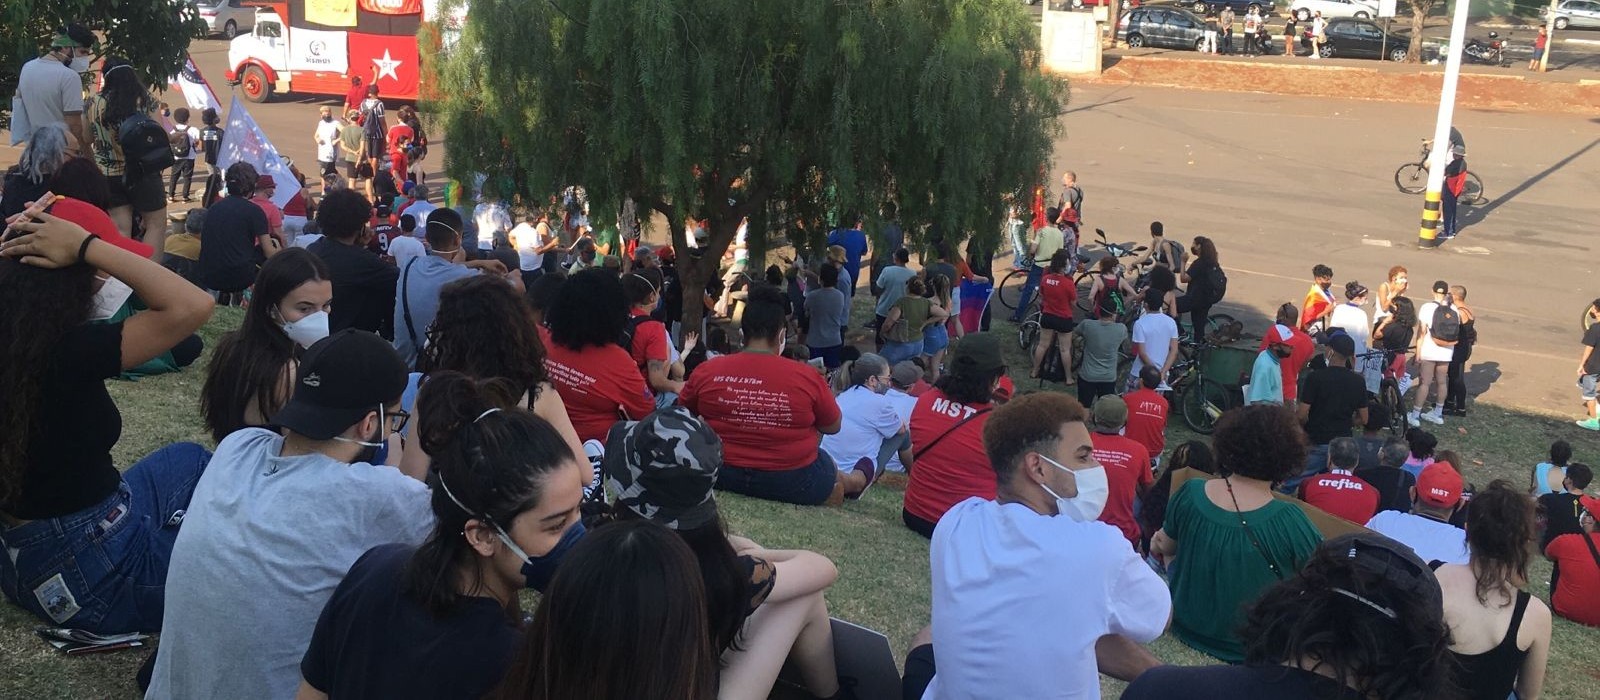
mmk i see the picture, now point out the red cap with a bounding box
[656,245,676,263]
[256,174,277,189]
[1265,323,1293,346]
[51,197,154,258]
[1580,495,1600,520]
[1416,462,1463,508]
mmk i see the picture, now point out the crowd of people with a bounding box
[2,23,1598,700]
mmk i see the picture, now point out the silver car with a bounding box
[1543,0,1600,29]
[195,0,255,39]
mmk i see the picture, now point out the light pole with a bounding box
[1416,0,1472,249]
[1540,0,1558,72]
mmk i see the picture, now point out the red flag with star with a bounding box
[347,32,419,100]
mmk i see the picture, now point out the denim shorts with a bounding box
[1581,374,1598,401]
[0,442,210,634]
[716,449,837,506]
[881,339,925,365]
[922,325,950,355]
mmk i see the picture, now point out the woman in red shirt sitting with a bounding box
[1031,249,1078,382]
[542,269,656,445]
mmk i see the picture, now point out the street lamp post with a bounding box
[1416,0,1472,249]
[1540,0,1558,72]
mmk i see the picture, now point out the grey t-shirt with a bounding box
[806,287,848,347]
[145,428,434,700]
[875,265,917,317]
[14,56,83,143]
[1076,319,1129,383]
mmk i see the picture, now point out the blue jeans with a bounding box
[1281,442,1330,494]
[0,442,210,634]
[1010,265,1046,321]
[1440,189,1459,238]
[881,339,925,365]
[716,450,838,505]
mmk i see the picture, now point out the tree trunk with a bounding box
[1407,0,1433,63]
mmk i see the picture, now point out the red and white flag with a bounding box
[216,96,298,210]
[168,53,222,116]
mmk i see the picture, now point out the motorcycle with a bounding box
[1462,32,1509,67]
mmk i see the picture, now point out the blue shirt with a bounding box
[827,227,869,283]
[1246,350,1283,405]
[393,254,478,368]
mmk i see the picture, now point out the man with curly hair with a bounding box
[308,189,398,337]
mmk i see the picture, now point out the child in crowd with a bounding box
[1402,427,1437,479]
[1533,439,1573,496]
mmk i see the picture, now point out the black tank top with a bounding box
[1452,589,1531,700]
[1457,318,1477,346]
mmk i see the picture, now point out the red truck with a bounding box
[224,0,424,103]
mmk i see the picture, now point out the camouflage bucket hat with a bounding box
[602,405,723,531]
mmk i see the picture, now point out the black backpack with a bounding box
[119,113,175,178]
[168,126,192,159]
[1038,335,1068,383]
[1430,302,1461,343]
[617,314,652,356]
[1208,264,1228,305]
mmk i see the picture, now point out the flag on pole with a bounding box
[168,53,222,116]
[216,96,298,211]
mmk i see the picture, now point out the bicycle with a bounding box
[998,228,1137,312]
[1394,139,1487,205]
[1167,339,1234,434]
[1356,349,1410,436]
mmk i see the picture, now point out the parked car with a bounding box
[1165,0,1278,16]
[194,0,254,39]
[1290,0,1379,21]
[1316,18,1413,60]
[1542,0,1600,29]
[1118,6,1208,50]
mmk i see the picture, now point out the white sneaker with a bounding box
[1407,409,1421,425]
[1421,409,1445,425]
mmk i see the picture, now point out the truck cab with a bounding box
[226,9,289,102]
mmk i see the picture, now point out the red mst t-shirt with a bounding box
[1298,469,1380,525]
[1090,432,1153,548]
[1259,326,1315,402]
[540,327,656,443]
[1545,533,1600,627]
[627,310,671,382]
[904,390,995,524]
[1040,272,1077,318]
[1122,388,1169,459]
[680,351,841,470]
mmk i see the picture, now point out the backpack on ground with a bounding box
[168,127,192,159]
[119,113,175,178]
[1208,265,1228,305]
[1430,302,1461,343]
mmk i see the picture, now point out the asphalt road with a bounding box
[1047,81,1600,414]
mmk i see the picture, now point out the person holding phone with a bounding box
[0,200,214,634]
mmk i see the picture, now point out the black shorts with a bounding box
[364,135,385,160]
[1041,312,1076,333]
[107,171,167,213]
[318,160,337,176]
[345,160,360,180]
[902,644,936,700]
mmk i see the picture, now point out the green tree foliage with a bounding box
[426,0,1068,327]
[1,0,205,128]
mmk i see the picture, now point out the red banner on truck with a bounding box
[347,31,419,99]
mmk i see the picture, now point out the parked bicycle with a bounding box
[1394,139,1487,205]
[1167,339,1234,435]
[1357,349,1410,436]
[997,228,1141,311]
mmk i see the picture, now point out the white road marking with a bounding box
[1451,245,1492,255]
[1164,105,1358,120]
[1362,238,1394,247]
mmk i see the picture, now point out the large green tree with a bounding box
[1,1,204,128]
[427,0,1068,328]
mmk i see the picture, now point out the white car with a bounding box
[1290,0,1379,21]
[1542,0,1600,29]
[194,0,255,39]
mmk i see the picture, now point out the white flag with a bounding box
[167,53,222,115]
[289,29,349,73]
[216,96,298,210]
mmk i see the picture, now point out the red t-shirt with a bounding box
[1259,326,1315,402]
[1091,432,1153,548]
[1039,272,1077,318]
[344,85,366,114]
[906,379,931,397]
[387,123,415,151]
[904,390,995,524]
[1298,469,1380,525]
[1122,388,1169,459]
[627,310,671,381]
[1546,533,1600,627]
[250,195,284,232]
[541,327,656,443]
[389,147,408,179]
[680,351,841,470]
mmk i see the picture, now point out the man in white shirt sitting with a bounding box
[1364,462,1470,565]
[904,392,1171,700]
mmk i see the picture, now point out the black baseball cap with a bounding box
[274,329,409,440]
[1431,280,1449,295]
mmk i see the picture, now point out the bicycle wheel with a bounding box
[1071,332,1086,373]
[1394,162,1427,195]
[997,268,1027,311]
[1459,171,1486,206]
[1381,379,1408,435]
[1180,378,1231,434]
[1019,319,1040,351]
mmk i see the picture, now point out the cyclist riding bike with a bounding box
[1130,221,1186,276]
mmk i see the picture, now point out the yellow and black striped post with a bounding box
[1417,189,1443,248]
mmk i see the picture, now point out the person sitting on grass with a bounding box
[1355,438,1417,516]
[1545,494,1600,627]
[902,392,1170,700]
[1086,395,1152,551]
[1538,463,1592,551]
[296,371,587,699]
[1297,436,1379,525]
[682,284,845,507]
[145,330,432,699]
[200,248,331,443]
[1150,404,1323,663]
[1364,462,1469,566]
[1532,439,1572,496]
[308,188,399,337]
[822,353,912,498]
[541,268,656,444]
[1402,427,1437,479]
[0,203,213,635]
[603,407,852,700]
[1137,440,1215,558]
[1123,533,1455,699]
[622,268,686,402]
[902,333,1008,538]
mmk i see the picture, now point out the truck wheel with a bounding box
[223,20,238,40]
[242,65,271,103]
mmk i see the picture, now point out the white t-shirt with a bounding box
[314,119,342,163]
[509,221,545,271]
[13,56,82,145]
[924,499,1171,700]
[821,386,904,475]
[473,201,512,250]
[884,388,918,472]
[1130,312,1180,378]
[1329,303,1378,392]
[171,125,200,160]
[387,234,425,266]
[1364,510,1469,565]
[404,200,437,230]
[146,429,434,700]
[1415,301,1455,363]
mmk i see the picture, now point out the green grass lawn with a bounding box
[3,301,1599,698]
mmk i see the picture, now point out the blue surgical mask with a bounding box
[496,519,586,592]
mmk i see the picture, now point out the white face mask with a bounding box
[1037,453,1109,522]
[279,309,330,348]
[70,55,91,73]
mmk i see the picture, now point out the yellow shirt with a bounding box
[1034,225,1065,263]
[165,233,201,261]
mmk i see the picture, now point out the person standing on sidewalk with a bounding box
[1442,285,1476,417]
[1055,171,1084,245]
[1242,7,1262,56]
[1440,145,1467,241]
[1219,6,1236,55]
[1577,300,1600,431]
[1310,11,1327,58]
[312,106,342,179]
[198,108,225,207]
[1284,14,1299,56]
[1202,13,1220,55]
[1528,27,1548,71]
[167,108,200,204]
[1411,281,1458,426]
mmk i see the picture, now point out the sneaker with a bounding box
[847,458,880,501]
[1421,409,1444,425]
[1577,418,1600,431]
[1407,409,1421,425]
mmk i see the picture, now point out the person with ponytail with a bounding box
[296,371,589,700]
[200,248,332,443]
[822,353,911,498]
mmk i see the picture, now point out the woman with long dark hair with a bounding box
[493,519,719,700]
[0,201,213,633]
[1032,249,1078,380]
[1177,235,1222,339]
[1137,440,1215,555]
[49,156,112,210]
[602,408,846,700]
[296,371,588,699]
[200,248,332,443]
[86,57,167,252]
[1437,480,1551,700]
